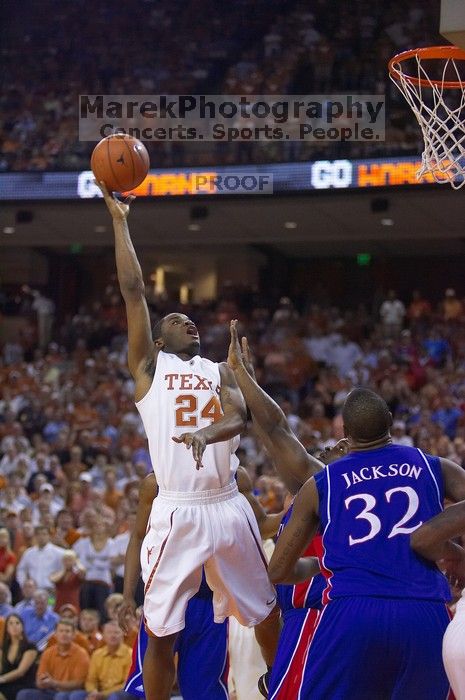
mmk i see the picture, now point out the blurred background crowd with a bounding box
[1,0,440,172]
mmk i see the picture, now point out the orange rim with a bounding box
[388,46,465,88]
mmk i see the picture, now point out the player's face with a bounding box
[161,314,200,356]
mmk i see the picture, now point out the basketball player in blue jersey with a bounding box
[267,386,465,699]
[99,185,280,700]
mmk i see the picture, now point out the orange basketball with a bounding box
[91,134,150,192]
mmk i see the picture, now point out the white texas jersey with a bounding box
[135,351,240,492]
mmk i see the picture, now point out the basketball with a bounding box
[90,134,150,192]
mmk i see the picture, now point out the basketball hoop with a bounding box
[388,45,465,189]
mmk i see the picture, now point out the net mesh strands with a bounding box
[389,46,465,189]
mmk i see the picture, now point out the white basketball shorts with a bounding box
[443,595,465,700]
[141,480,276,637]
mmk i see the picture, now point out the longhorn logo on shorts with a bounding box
[147,545,155,564]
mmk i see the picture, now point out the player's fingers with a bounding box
[97,180,111,199]
[230,319,238,343]
[123,194,136,205]
[171,436,183,443]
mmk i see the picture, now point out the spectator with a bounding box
[50,551,86,613]
[78,610,103,655]
[14,580,37,617]
[68,621,132,700]
[391,420,414,447]
[16,526,66,596]
[407,289,431,328]
[0,583,13,618]
[46,605,91,655]
[51,511,81,550]
[17,618,89,700]
[443,288,463,322]
[20,590,59,652]
[73,522,115,619]
[0,529,17,587]
[379,290,406,337]
[102,469,123,511]
[0,613,38,698]
[104,594,137,650]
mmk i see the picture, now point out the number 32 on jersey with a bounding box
[175,394,222,428]
[345,486,422,545]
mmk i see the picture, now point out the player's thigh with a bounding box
[176,596,228,700]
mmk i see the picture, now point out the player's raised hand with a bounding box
[95,180,135,220]
[241,336,256,379]
[172,432,206,470]
[118,597,137,635]
[228,320,245,371]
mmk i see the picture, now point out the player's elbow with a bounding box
[268,561,286,585]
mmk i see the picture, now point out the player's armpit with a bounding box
[441,457,465,503]
[268,478,320,585]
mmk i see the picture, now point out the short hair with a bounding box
[342,388,391,442]
[57,618,76,631]
[152,317,166,341]
[34,525,50,535]
[80,608,100,622]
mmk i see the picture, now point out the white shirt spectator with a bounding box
[112,531,130,578]
[73,537,116,586]
[380,299,406,326]
[16,542,66,591]
[391,421,414,447]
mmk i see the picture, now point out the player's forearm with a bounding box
[234,364,286,434]
[123,533,143,600]
[411,502,465,561]
[196,412,246,444]
[271,557,320,585]
[113,218,145,299]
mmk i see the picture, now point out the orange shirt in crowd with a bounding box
[36,641,89,686]
[83,630,105,655]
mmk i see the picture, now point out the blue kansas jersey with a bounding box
[314,444,450,603]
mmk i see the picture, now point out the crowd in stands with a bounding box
[0,0,441,172]
[1,280,465,696]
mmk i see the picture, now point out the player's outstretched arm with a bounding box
[228,320,324,485]
[119,474,157,633]
[97,181,154,384]
[236,466,284,539]
[268,477,320,585]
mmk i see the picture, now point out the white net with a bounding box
[390,49,465,189]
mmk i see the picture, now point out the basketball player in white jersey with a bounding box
[98,183,279,700]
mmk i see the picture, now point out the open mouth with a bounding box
[186,326,199,338]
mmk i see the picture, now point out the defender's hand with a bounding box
[172,432,206,470]
[228,320,246,372]
[95,180,135,220]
